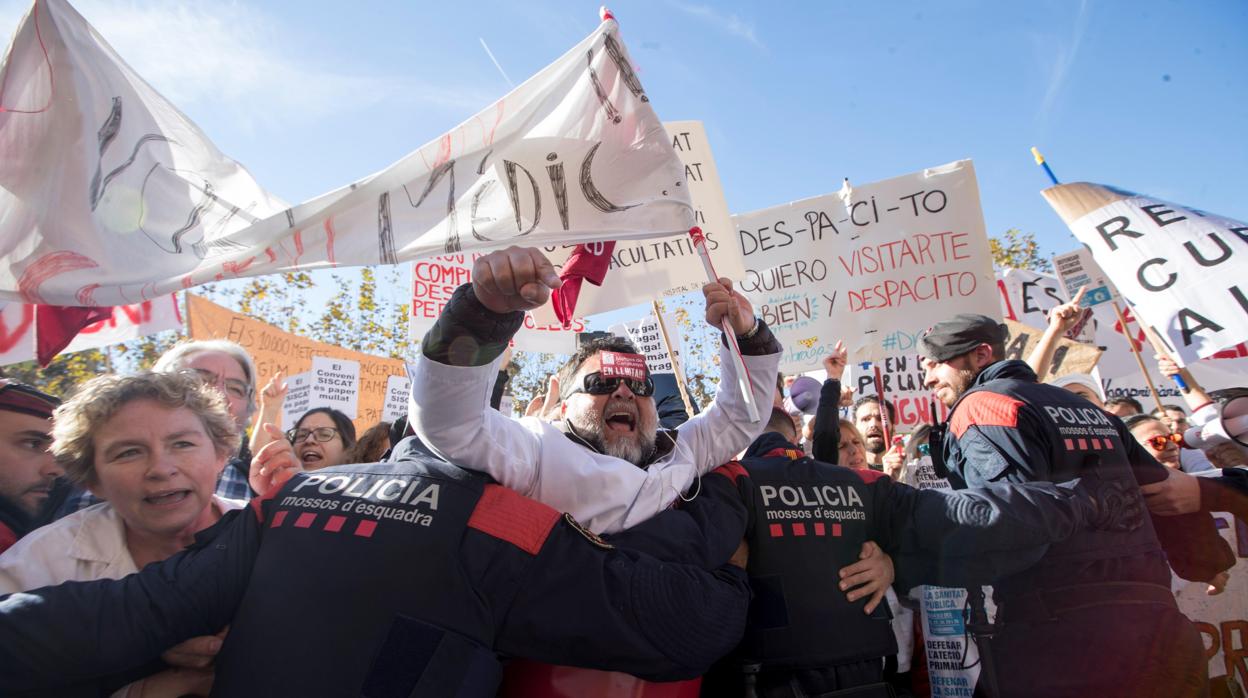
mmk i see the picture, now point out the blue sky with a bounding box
[3,0,1246,315]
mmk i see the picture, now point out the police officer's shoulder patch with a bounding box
[564,513,614,550]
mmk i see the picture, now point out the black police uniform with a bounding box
[706,431,1110,698]
[933,360,1234,698]
[0,438,752,697]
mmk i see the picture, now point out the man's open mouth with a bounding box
[605,410,637,432]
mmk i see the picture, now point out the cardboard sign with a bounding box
[1044,183,1248,364]
[382,375,411,423]
[608,314,681,374]
[529,121,743,323]
[409,253,582,355]
[598,351,648,380]
[186,294,405,432]
[311,357,360,419]
[280,372,313,431]
[1053,248,1117,307]
[996,267,1094,343]
[732,160,999,372]
[1002,319,1103,380]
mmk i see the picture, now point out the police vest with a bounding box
[943,376,1165,597]
[738,446,896,669]
[212,456,504,697]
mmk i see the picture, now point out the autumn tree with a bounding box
[990,228,1052,272]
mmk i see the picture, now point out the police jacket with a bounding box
[0,438,752,698]
[726,431,1104,674]
[935,360,1233,599]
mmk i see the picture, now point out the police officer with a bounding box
[920,313,1233,697]
[0,437,752,698]
[704,408,1125,698]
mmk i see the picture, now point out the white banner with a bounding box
[1043,183,1248,364]
[0,294,182,366]
[530,120,741,322]
[0,0,692,306]
[732,160,998,373]
[408,253,581,355]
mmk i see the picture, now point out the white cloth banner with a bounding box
[530,120,741,323]
[0,294,181,365]
[0,0,692,306]
[732,160,998,373]
[1043,183,1248,364]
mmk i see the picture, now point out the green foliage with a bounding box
[990,228,1053,272]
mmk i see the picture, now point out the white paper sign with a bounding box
[1045,184,1248,364]
[732,160,999,373]
[1053,248,1117,308]
[529,121,742,324]
[280,372,313,431]
[608,314,681,374]
[382,375,411,423]
[0,1,692,306]
[311,357,360,420]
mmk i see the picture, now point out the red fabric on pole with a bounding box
[551,242,615,329]
[34,305,111,366]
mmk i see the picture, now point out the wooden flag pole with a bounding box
[651,300,695,417]
[1109,300,1166,413]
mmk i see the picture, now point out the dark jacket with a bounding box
[0,438,752,697]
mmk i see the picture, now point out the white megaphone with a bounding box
[1182,390,1248,450]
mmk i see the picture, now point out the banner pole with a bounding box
[872,363,893,446]
[651,299,695,417]
[688,227,760,423]
[1109,300,1165,413]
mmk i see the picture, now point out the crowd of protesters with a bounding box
[0,245,1245,698]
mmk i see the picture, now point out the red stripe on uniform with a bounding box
[355,520,377,538]
[1091,439,1102,450]
[814,523,826,536]
[467,484,560,555]
[852,468,887,484]
[951,392,1024,438]
[832,523,843,537]
[792,523,807,536]
[1077,439,1087,451]
[270,510,288,528]
[1064,439,1074,450]
[769,523,784,538]
[712,461,749,485]
[294,512,316,529]
[324,515,346,533]
[1104,439,1114,450]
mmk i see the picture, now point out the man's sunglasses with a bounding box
[287,427,341,444]
[1144,433,1183,451]
[563,372,655,399]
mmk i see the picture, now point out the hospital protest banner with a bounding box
[1,1,692,310]
[530,121,743,323]
[409,254,581,354]
[1173,510,1248,692]
[186,294,405,431]
[732,160,999,374]
[0,295,182,366]
[1043,183,1248,364]
[608,313,682,374]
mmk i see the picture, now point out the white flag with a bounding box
[0,0,693,307]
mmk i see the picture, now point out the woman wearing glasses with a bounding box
[288,408,357,471]
[1124,414,1184,470]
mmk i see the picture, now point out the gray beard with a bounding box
[567,405,658,466]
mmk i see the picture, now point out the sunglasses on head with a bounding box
[1144,432,1183,450]
[563,372,655,399]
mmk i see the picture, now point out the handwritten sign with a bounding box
[1044,183,1248,364]
[529,121,743,323]
[409,253,582,355]
[187,294,405,432]
[280,372,313,431]
[608,314,681,374]
[732,160,998,372]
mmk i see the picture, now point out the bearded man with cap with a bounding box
[919,313,1234,697]
[0,381,61,553]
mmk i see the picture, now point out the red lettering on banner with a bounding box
[0,305,35,353]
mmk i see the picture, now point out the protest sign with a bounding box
[733,160,998,373]
[280,372,313,431]
[846,356,950,429]
[608,314,682,374]
[0,1,692,308]
[382,375,412,423]
[0,295,182,366]
[186,294,405,431]
[996,268,1094,343]
[1173,511,1247,692]
[311,357,360,420]
[530,121,742,322]
[1002,319,1102,380]
[1043,183,1248,364]
[409,254,581,354]
[1052,248,1117,308]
